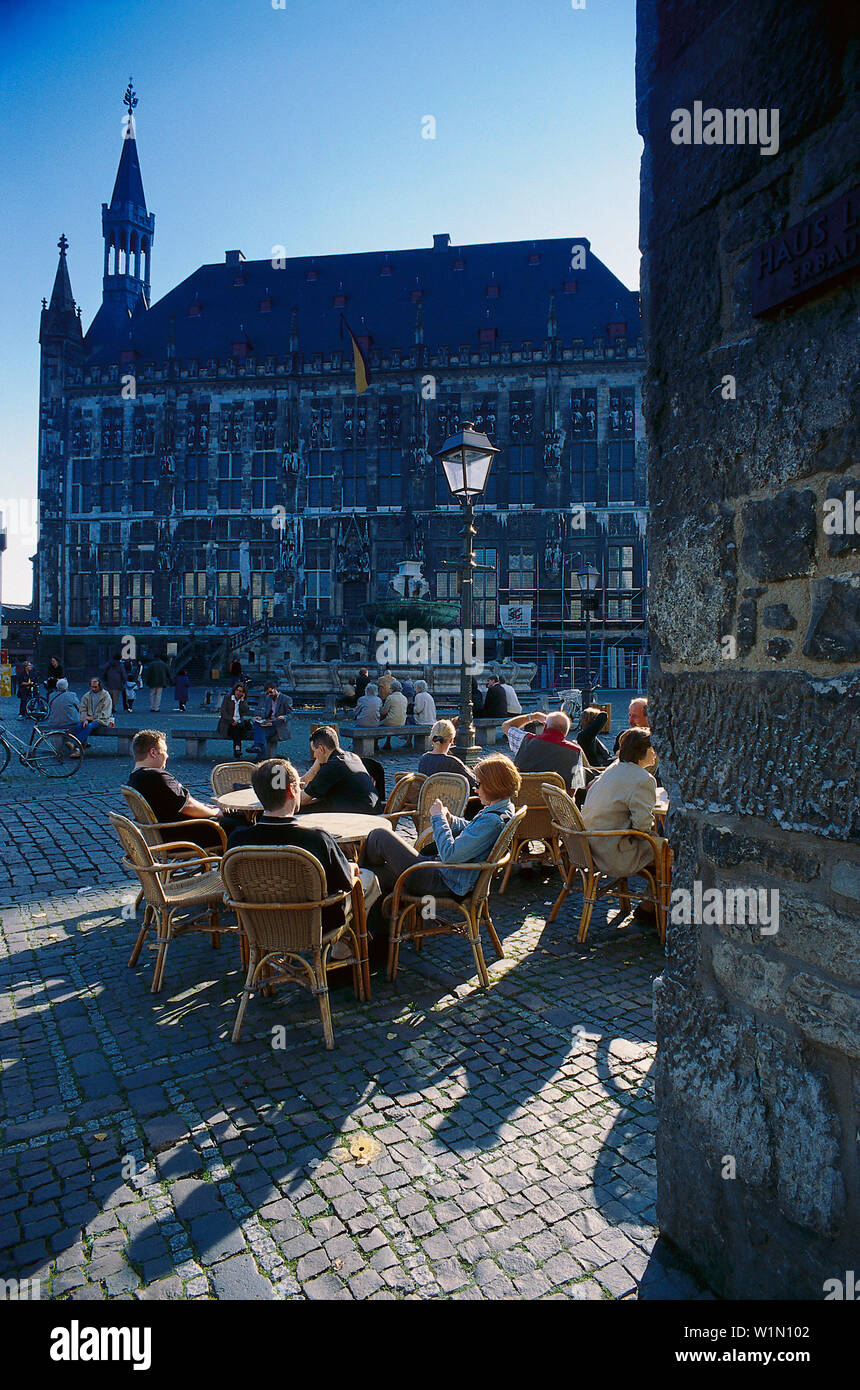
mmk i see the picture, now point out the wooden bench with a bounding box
[340,724,433,757]
[85,725,140,757]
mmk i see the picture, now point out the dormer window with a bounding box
[233,275,246,287]
[306,268,318,282]
[485,284,500,298]
[607,321,627,339]
[410,288,424,303]
[452,258,465,271]
[188,303,202,317]
[333,292,347,307]
[379,264,393,277]
[357,334,371,351]
[528,252,541,266]
[563,280,578,293]
[259,298,273,313]
[478,327,497,344]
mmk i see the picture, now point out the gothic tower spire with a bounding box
[40,234,83,345]
[100,79,155,328]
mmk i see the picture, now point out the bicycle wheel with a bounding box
[29,730,83,777]
[26,694,49,720]
[0,739,10,776]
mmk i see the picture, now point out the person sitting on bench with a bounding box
[250,681,292,760]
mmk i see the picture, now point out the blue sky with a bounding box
[0,0,640,603]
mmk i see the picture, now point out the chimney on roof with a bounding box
[226,250,246,265]
[433,233,451,251]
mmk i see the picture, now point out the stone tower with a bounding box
[97,79,155,337]
[637,0,859,1297]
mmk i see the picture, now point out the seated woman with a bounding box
[363,753,519,903]
[578,706,613,768]
[580,728,665,897]
[417,719,477,793]
[412,679,436,726]
[354,681,383,727]
[217,683,251,759]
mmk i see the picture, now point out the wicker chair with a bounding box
[387,806,527,987]
[121,784,227,852]
[384,772,425,819]
[221,846,365,1050]
[109,812,230,993]
[210,761,256,799]
[386,772,469,848]
[541,783,672,943]
[499,771,566,892]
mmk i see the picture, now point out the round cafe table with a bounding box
[214,794,383,995]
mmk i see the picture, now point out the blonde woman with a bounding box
[417,719,477,792]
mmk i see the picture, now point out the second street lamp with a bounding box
[436,422,499,759]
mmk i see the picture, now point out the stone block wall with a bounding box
[637,0,859,1296]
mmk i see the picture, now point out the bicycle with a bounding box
[26,687,50,720]
[0,722,83,778]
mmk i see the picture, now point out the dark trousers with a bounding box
[172,813,244,852]
[363,826,453,898]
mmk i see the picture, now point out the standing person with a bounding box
[42,678,80,732]
[217,683,251,758]
[250,681,292,759]
[70,677,112,749]
[499,676,522,715]
[229,657,243,681]
[45,655,64,694]
[102,653,127,714]
[471,677,484,717]
[145,653,170,712]
[17,662,37,719]
[123,655,142,710]
[174,669,191,712]
[354,668,371,700]
[12,659,25,699]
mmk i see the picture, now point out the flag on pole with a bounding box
[340,314,371,395]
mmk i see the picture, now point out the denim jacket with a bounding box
[429,798,514,898]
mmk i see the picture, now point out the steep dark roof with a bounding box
[109,133,147,211]
[84,235,640,363]
[49,241,76,314]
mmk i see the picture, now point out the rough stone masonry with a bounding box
[636,0,859,1297]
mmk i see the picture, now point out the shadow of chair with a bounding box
[499,770,566,892]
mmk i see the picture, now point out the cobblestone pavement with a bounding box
[0,693,712,1300]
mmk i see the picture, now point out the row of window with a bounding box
[68,388,637,457]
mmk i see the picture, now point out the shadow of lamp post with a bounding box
[435,421,499,760]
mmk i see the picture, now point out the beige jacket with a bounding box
[79,688,113,725]
[581,760,660,877]
[380,691,408,726]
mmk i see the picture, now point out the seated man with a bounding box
[481,676,508,720]
[613,697,649,753]
[250,681,293,760]
[70,676,113,749]
[379,678,408,750]
[502,709,585,792]
[227,758,379,936]
[127,729,241,850]
[300,725,381,814]
[42,678,81,732]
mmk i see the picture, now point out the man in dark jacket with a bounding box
[145,655,171,712]
[250,682,293,759]
[481,676,508,719]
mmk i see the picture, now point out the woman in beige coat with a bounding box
[581,728,662,878]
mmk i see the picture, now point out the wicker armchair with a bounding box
[210,761,256,799]
[384,772,425,819]
[541,783,672,943]
[499,771,566,892]
[386,772,470,849]
[221,846,365,1050]
[387,806,527,987]
[121,784,227,852]
[109,812,230,993]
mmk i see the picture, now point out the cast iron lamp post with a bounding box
[436,422,499,758]
[575,561,600,709]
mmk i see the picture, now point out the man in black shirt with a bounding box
[127,729,239,850]
[227,759,379,934]
[300,726,381,814]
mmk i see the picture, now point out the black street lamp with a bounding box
[575,561,600,708]
[436,422,499,758]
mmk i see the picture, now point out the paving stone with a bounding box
[210,1254,277,1300]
